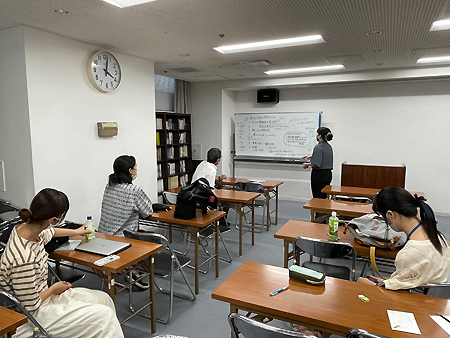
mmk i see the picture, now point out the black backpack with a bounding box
[174,178,218,220]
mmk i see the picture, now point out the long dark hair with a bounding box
[373,186,445,253]
[108,155,136,185]
[317,127,333,141]
[19,188,69,223]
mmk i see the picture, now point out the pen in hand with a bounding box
[270,286,288,296]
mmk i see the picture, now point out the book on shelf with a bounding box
[180,174,189,187]
[157,179,164,193]
[179,132,187,144]
[168,176,179,189]
[157,148,162,161]
[156,132,160,146]
[156,118,163,129]
[179,118,186,130]
[157,164,162,177]
[167,147,174,159]
[180,160,186,173]
[168,163,176,175]
[179,145,189,158]
[166,119,174,129]
[166,132,173,144]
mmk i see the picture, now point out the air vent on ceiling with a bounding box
[170,67,201,73]
[194,75,228,80]
[240,60,272,68]
[325,54,364,64]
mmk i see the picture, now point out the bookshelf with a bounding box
[156,111,193,200]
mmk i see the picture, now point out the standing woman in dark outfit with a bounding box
[303,127,333,199]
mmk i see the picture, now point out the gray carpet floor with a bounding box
[73,200,450,338]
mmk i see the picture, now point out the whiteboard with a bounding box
[234,112,321,159]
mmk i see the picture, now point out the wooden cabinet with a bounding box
[156,112,193,199]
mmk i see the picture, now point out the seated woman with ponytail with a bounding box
[359,186,450,290]
[0,188,124,338]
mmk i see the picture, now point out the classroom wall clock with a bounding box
[87,51,121,92]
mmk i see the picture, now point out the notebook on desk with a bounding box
[75,238,131,256]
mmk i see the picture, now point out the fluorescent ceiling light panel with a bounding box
[213,35,325,54]
[265,64,345,75]
[416,56,450,64]
[102,0,155,8]
[430,19,450,31]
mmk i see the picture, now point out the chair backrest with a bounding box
[346,328,386,338]
[419,283,450,298]
[294,237,356,260]
[163,191,178,205]
[228,313,316,338]
[293,236,357,281]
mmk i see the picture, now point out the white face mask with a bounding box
[132,173,138,180]
[386,212,398,231]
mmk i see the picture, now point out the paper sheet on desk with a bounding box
[55,240,82,251]
[387,310,421,335]
[431,315,450,335]
[250,179,266,183]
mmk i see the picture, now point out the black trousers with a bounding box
[311,169,332,199]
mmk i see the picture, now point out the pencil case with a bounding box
[289,265,326,285]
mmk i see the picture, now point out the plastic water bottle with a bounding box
[328,211,339,241]
[85,216,95,242]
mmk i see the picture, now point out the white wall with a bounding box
[0,26,157,224]
[0,26,35,207]
[191,79,450,215]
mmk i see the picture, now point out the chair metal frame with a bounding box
[123,230,196,324]
[235,182,268,233]
[346,328,386,338]
[293,236,357,281]
[228,313,317,338]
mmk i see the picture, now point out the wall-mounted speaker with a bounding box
[257,88,279,104]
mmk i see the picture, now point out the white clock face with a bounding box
[88,51,121,92]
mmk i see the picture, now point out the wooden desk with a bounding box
[274,220,399,268]
[216,177,284,229]
[50,233,162,333]
[0,306,27,338]
[147,208,225,294]
[167,188,260,256]
[322,185,427,201]
[212,261,450,337]
[303,198,373,222]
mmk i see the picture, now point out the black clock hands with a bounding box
[103,57,114,78]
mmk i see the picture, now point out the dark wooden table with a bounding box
[0,306,27,338]
[303,198,373,222]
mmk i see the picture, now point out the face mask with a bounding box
[386,212,398,231]
[132,173,138,180]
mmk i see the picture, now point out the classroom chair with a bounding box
[228,313,317,338]
[123,229,196,324]
[293,237,357,281]
[346,328,386,338]
[235,181,268,232]
[0,289,53,337]
[416,282,450,299]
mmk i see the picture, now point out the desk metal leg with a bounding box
[215,220,219,278]
[107,272,116,301]
[283,240,289,268]
[195,231,199,294]
[251,201,255,246]
[310,210,315,222]
[239,207,243,256]
[275,186,279,225]
[266,189,270,231]
[149,256,156,333]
